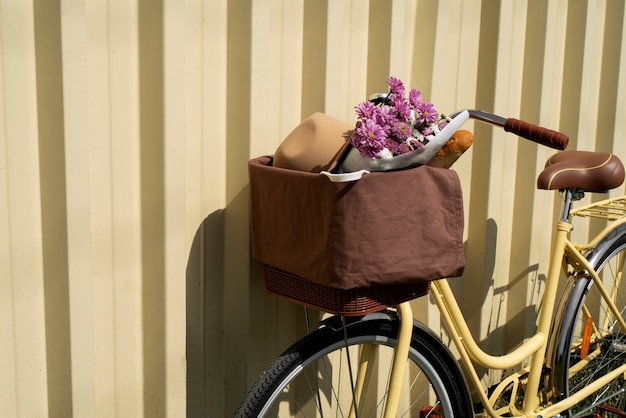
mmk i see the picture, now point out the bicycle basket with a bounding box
[248,156,465,311]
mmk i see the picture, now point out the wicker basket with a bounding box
[262,264,431,316]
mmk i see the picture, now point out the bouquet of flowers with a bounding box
[339,76,469,173]
[349,77,450,159]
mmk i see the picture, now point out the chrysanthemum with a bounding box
[375,105,396,127]
[397,143,412,154]
[349,76,447,159]
[383,138,401,155]
[390,93,411,121]
[392,121,412,140]
[407,138,424,150]
[409,88,423,109]
[388,76,405,96]
[355,101,377,120]
[416,101,439,124]
[352,119,386,158]
[356,119,385,142]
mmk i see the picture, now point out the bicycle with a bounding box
[236,109,626,417]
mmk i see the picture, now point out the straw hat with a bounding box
[273,113,352,173]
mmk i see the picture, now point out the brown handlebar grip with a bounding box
[504,118,569,150]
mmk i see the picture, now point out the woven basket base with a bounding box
[263,264,430,316]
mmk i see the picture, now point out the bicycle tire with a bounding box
[552,224,626,417]
[234,310,472,417]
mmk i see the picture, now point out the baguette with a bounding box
[427,129,474,168]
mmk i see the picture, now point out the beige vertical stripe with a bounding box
[1,1,625,416]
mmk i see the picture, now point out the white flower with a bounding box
[377,148,394,160]
[412,130,425,142]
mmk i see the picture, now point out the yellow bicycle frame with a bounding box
[373,196,626,417]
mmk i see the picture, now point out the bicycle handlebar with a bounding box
[452,109,569,150]
[504,119,569,150]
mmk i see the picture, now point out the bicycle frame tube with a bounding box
[431,220,573,416]
[383,302,413,418]
[348,302,413,418]
[565,240,626,332]
[539,363,626,417]
[346,191,626,417]
[432,210,626,416]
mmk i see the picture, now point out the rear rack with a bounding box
[570,196,626,221]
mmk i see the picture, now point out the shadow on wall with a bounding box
[186,210,225,416]
[185,205,304,416]
[451,218,498,329]
[185,211,549,414]
[451,217,547,379]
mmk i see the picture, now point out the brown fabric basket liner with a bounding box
[249,155,465,294]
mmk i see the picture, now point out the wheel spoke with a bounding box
[235,317,471,417]
[564,241,626,415]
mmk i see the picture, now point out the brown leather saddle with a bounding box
[537,151,625,192]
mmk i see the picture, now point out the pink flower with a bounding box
[384,138,401,155]
[409,88,423,109]
[349,76,446,159]
[388,77,405,96]
[375,105,396,126]
[392,121,412,140]
[390,93,411,121]
[355,101,377,119]
[407,138,424,150]
[351,119,386,158]
[397,143,412,154]
[416,101,439,124]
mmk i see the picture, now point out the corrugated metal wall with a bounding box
[1,0,624,416]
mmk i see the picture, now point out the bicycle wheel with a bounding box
[235,310,472,417]
[552,226,626,417]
